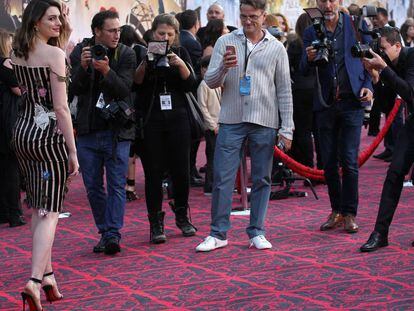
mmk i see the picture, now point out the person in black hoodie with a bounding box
[69,10,136,255]
[134,14,197,244]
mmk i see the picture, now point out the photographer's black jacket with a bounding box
[69,40,136,140]
[136,46,197,124]
[376,47,414,115]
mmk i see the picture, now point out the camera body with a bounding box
[146,40,170,71]
[351,32,381,59]
[311,37,333,66]
[304,8,333,66]
[81,38,108,61]
[90,44,108,61]
[100,100,135,128]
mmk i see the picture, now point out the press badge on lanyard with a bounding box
[239,76,251,96]
[160,93,172,110]
[160,82,172,110]
[239,33,264,96]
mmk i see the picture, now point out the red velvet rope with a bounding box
[274,98,403,181]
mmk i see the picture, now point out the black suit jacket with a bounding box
[179,30,202,77]
[376,47,414,115]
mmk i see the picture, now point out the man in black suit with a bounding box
[179,9,202,78]
[360,27,414,252]
[178,9,204,186]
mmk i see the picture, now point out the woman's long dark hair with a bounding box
[13,0,67,59]
[202,19,225,50]
[120,25,146,47]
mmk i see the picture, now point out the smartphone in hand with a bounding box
[225,45,236,56]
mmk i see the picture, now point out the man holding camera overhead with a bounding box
[69,10,136,255]
[301,0,373,234]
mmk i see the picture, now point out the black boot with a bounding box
[169,201,197,237]
[148,211,166,244]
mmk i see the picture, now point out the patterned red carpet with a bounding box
[1,133,414,310]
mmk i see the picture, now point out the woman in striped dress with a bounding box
[11,1,78,310]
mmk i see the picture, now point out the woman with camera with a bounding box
[11,1,78,310]
[134,13,197,244]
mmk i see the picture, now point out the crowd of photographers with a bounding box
[1,0,414,254]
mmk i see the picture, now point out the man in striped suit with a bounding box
[196,0,294,252]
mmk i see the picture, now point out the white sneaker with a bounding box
[196,236,228,252]
[403,180,413,187]
[249,235,272,250]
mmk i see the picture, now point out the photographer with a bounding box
[360,27,414,251]
[69,10,136,255]
[134,14,197,244]
[369,8,403,160]
[301,0,373,233]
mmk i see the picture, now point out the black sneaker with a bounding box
[93,236,106,253]
[104,237,121,255]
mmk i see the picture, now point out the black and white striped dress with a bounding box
[12,65,68,213]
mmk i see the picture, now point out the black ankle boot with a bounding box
[169,202,197,237]
[148,211,166,244]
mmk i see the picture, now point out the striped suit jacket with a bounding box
[204,28,294,139]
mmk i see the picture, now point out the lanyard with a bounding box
[244,31,265,74]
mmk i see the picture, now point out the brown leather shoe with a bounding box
[344,215,358,233]
[320,212,344,231]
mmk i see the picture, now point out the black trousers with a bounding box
[0,152,22,221]
[190,139,201,176]
[204,130,216,192]
[141,119,191,217]
[290,89,314,168]
[368,98,381,134]
[374,117,414,236]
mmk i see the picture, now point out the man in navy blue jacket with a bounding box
[301,0,373,233]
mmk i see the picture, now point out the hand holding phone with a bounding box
[224,45,238,69]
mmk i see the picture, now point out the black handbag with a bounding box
[184,91,207,140]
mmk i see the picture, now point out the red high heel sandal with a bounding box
[42,272,63,303]
[21,278,43,311]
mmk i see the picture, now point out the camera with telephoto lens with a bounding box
[304,8,333,66]
[146,40,170,71]
[350,6,381,59]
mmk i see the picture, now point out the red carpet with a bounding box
[1,132,414,310]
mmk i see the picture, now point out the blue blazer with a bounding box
[301,13,373,111]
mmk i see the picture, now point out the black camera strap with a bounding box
[243,31,265,74]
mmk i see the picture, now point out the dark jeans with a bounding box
[141,120,191,216]
[291,89,314,168]
[77,130,130,240]
[0,152,23,221]
[374,118,414,236]
[204,130,217,192]
[315,101,364,216]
